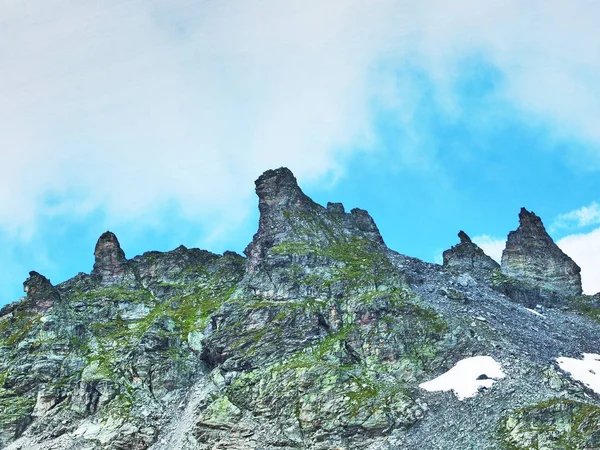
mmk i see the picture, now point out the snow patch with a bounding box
[556,353,600,394]
[419,356,505,400]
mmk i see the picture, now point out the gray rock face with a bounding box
[23,271,61,312]
[443,231,500,280]
[244,167,384,274]
[91,231,127,285]
[501,208,582,297]
[1,169,599,450]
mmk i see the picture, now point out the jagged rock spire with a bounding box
[92,231,127,284]
[458,230,472,244]
[23,271,60,312]
[501,208,582,297]
[244,167,384,273]
[443,231,499,280]
[255,167,315,211]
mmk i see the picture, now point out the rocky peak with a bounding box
[349,207,384,242]
[501,208,582,297]
[442,231,500,280]
[326,202,345,214]
[91,231,127,284]
[255,167,315,211]
[23,271,60,312]
[244,167,384,273]
[458,230,471,244]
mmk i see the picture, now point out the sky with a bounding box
[1,0,600,304]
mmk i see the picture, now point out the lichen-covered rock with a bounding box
[91,231,128,285]
[23,271,61,312]
[244,167,384,274]
[2,168,600,450]
[0,245,245,449]
[443,231,500,281]
[501,208,582,297]
[501,399,600,449]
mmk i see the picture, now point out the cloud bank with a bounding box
[553,202,600,230]
[2,1,600,240]
[473,235,505,263]
[1,1,600,300]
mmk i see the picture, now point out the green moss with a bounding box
[570,295,600,323]
[0,307,39,346]
[0,391,35,431]
[243,297,327,312]
[271,241,321,256]
[325,236,400,290]
[500,398,600,449]
[5,315,41,346]
[71,286,153,304]
[167,284,237,337]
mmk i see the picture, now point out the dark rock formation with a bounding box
[91,231,127,285]
[458,230,471,244]
[244,167,384,274]
[443,231,500,281]
[23,271,61,312]
[501,208,582,297]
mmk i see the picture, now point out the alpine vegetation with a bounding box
[0,168,599,449]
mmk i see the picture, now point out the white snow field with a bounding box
[419,356,506,400]
[557,353,600,394]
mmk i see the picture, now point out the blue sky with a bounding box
[2,0,600,305]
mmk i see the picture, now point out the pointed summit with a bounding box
[245,168,384,273]
[92,231,127,284]
[501,208,582,297]
[23,271,60,312]
[458,230,472,244]
[255,167,315,210]
[443,231,499,280]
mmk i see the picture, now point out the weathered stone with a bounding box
[458,230,471,244]
[244,167,384,274]
[326,202,345,214]
[91,231,127,285]
[443,231,500,281]
[501,208,582,297]
[2,168,600,450]
[23,271,60,312]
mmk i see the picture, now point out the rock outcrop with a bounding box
[244,167,384,274]
[22,271,61,312]
[1,169,599,450]
[443,230,500,280]
[501,208,582,297]
[91,231,128,285]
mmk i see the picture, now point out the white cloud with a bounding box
[2,0,600,242]
[472,235,505,263]
[558,227,600,295]
[553,201,600,230]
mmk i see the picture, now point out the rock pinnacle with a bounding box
[501,208,582,297]
[23,271,60,312]
[92,231,127,284]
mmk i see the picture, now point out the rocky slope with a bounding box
[0,168,599,450]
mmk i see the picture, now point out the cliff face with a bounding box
[501,208,582,297]
[0,168,599,450]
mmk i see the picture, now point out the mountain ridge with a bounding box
[0,167,599,450]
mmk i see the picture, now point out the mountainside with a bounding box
[1,167,599,450]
